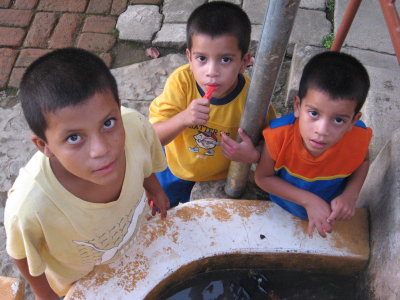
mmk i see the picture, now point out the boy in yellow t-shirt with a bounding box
[4,48,169,298]
[149,1,276,207]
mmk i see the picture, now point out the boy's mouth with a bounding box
[309,139,327,149]
[93,160,115,174]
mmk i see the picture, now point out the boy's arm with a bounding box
[254,144,332,238]
[13,258,59,300]
[220,128,261,164]
[143,173,170,218]
[152,97,210,145]
[327,155,370,223]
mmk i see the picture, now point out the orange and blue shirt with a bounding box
[263,113,372,219]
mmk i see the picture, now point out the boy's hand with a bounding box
[146,189,169,219]
[221,128,260,163]
[182,98,210,126]
[327,194,356,223]
[304,196,333,238]
[143,174,170,219]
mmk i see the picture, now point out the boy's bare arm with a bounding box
[254,144,332,238]
[13,258,59,300]
[328,155,370,222]
[153,97,210,145]
[143,173,170,218]
[220,128,260,163]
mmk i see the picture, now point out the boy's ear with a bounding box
[239,52,252,73]
[186,48,193,70]
[185,48,191,61]
[293,95,301,118]
[349,112,362,129]
[31,135,54,158]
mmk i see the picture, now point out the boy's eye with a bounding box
[334,118,344,125]
[221,57,231,63]
[104,118,116,129]
[196,56,206,62]
[309,111,318,118]
[67,134,81,144]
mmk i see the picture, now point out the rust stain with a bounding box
[139,218,174,247]
[69,289,84,299]
[293,217,308,238]
[171,231,179,244]
[175,203,205,222]
[116,253,150,292]
[210,203,232,222]
[330,210,369,257]
[230,200,269,217]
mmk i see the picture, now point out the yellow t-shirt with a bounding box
[149,64,276,181]
[4,107,166,296]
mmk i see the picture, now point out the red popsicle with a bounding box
[204,85,217,100]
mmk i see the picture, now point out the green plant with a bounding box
[326,0,335,23]
[321,33,335,49]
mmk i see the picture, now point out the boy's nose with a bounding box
[89,135,109,158]
[206,61,218,77]
[315,120,329,136]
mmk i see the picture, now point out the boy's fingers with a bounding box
[238,128,251,142]
[307,222,314,238]
[317,224,327,238]
[160,207,167,218]
[327,210,339,223]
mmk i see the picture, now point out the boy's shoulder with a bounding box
[5,152,49,216]
[269,113,296,129]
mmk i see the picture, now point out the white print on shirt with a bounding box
[188,130,220,156]
[73,194,146,265]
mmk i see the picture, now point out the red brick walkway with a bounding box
[0,0,159,89]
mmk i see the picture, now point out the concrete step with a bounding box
[335,0,398,55]
[0,276,24,300]
[66,199,369,299]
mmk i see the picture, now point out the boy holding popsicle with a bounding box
[149,1,276,207]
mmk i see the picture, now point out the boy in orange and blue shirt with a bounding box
[255,51,372,238]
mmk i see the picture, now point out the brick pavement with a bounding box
[0,0,161,89]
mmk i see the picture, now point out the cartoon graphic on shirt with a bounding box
[189,130,220,156]
[73,194,146,265]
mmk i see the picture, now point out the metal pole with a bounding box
[330,0,362,51]
[224,0,301,198]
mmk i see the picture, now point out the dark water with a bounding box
[162,269,357,300]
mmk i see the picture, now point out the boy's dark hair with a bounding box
[298,51,370,113]
[186,1,251,56]
[19,47,119,142]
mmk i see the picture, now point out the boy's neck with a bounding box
[49,156,126,203]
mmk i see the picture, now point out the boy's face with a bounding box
[294,88,361,157]
[32,91,126,187]
[186,33,250,98]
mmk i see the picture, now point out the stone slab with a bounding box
[66,199,369,299]
[111,53,187,111]
[250,9,331,57]
[361,65,400,160]
[357,128,400,299]
[116,5,162,42]
[243,0,268,25]
[152,23,186,49]
[0,104,34,201]
[163,0,205,23]
[335,0,398,55]
[300,0,325,10]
